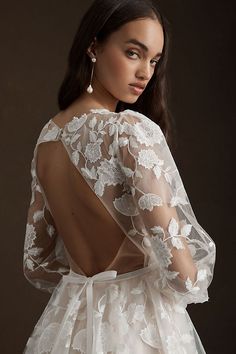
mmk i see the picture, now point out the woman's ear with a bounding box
[87,37,98,59]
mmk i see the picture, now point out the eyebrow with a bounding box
[125,38,162,58]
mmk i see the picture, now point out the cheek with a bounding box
[96,50,131,83]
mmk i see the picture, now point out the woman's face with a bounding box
[89,17,164,109]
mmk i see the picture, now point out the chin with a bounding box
[119,95,139,104]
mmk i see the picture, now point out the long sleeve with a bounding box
[23,123,69,293]
[115,110,216,307]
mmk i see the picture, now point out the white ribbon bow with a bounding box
[62,270,118,353]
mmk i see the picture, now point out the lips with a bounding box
[129,84,144,96]
[129,83,146,89]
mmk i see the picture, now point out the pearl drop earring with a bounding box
[87,57,96,94]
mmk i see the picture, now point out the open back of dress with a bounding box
[23,108,216,354]
[36,131,145,276]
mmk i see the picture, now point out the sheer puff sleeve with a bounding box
[23,122,69,293]
[115,110,216,308]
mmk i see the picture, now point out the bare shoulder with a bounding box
[50,106,108,129]
[50,110,73,129]
[50,107,150,131]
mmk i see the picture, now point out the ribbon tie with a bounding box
[63,270,118,353]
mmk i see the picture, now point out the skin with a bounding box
[59,16,164,119]
[50,17,198,284]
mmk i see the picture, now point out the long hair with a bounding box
[58,0,177,149]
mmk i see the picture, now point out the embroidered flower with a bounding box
[113,193,138,216]
[97,157,124,186]
[168,217,189,250]
[25,258,35,270]
[84,142,102,163]
[25,223,36,250]
[150,235,172,269]
[134,120,163,146]
[33,210,44,223]
[67,116,87,132]
[43,127,60,141]
[138,193,163,211]
[137,149,163,169]
[47,224,55,237]
[71,150,80,165]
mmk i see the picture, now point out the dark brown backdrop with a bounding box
[0,1,235,353]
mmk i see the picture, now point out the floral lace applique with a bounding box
[23,109,215,307]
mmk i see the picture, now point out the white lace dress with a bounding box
[23,108,216,354]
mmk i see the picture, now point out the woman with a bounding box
[23,0,216,353]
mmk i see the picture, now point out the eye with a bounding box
[126,50,139,59]
[150,59,159,67]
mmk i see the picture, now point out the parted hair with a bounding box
[58,0,176,149]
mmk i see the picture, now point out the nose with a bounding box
[136,61,152,81]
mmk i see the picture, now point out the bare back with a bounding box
[35,110,144,276]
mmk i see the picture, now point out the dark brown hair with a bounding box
[58,0,176,149]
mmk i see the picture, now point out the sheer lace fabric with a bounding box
[23,108,216,353]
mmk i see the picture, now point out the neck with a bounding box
[76,75,119,112]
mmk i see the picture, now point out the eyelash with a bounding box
[126,50,159,66]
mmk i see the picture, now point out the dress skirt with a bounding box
[23,264,206,354]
